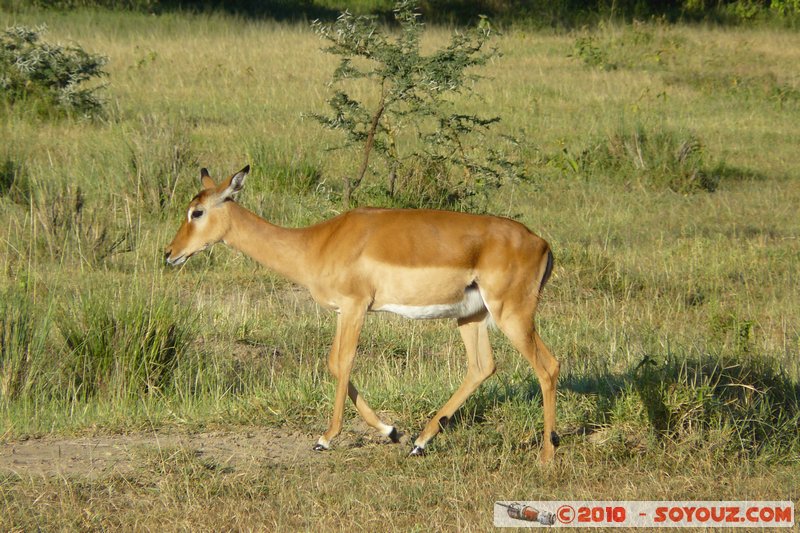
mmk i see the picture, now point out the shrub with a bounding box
[0,25,108,117]
[571,35,617,70]
[311,1,525,209]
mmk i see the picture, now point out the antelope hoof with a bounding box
[388,427,400,443]
[312,442,329,452]
[409,445,426,457]
[551,431,560,448]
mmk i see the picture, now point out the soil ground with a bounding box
[0,427,322,479]
[0,418,411,480]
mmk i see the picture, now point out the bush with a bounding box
[0,25,108,117]
[311,1,525,209]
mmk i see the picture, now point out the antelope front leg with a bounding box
[314,305,379,451]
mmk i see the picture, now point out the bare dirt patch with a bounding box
[0,427,321,480]
[0,417,407,480]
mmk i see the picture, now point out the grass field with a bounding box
[1,6,799,530]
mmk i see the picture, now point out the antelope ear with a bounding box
[218,165,250,200]
[200,168,216,190]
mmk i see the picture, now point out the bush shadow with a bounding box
[444,351,800,459]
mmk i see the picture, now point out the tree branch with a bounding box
[344,83,387,208]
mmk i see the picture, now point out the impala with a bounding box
[165,165,560,460]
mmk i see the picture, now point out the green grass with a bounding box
[1,7,799,530]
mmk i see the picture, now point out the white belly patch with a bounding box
[374,284,487,320]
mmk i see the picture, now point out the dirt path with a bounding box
[0,427,321,479]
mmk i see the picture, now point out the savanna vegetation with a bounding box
[1,1,799,530]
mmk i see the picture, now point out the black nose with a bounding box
[164,250,171,262]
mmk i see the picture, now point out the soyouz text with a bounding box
[494,501,794,528]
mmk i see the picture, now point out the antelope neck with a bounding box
[223,203,314,286]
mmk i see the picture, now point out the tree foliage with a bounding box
[0,25,108,118]
[311,1,525,209]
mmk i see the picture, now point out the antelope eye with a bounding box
[190,209,204,220]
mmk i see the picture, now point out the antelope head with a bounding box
[164,165,249,266]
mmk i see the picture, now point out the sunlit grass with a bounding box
[0,7,799,529]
